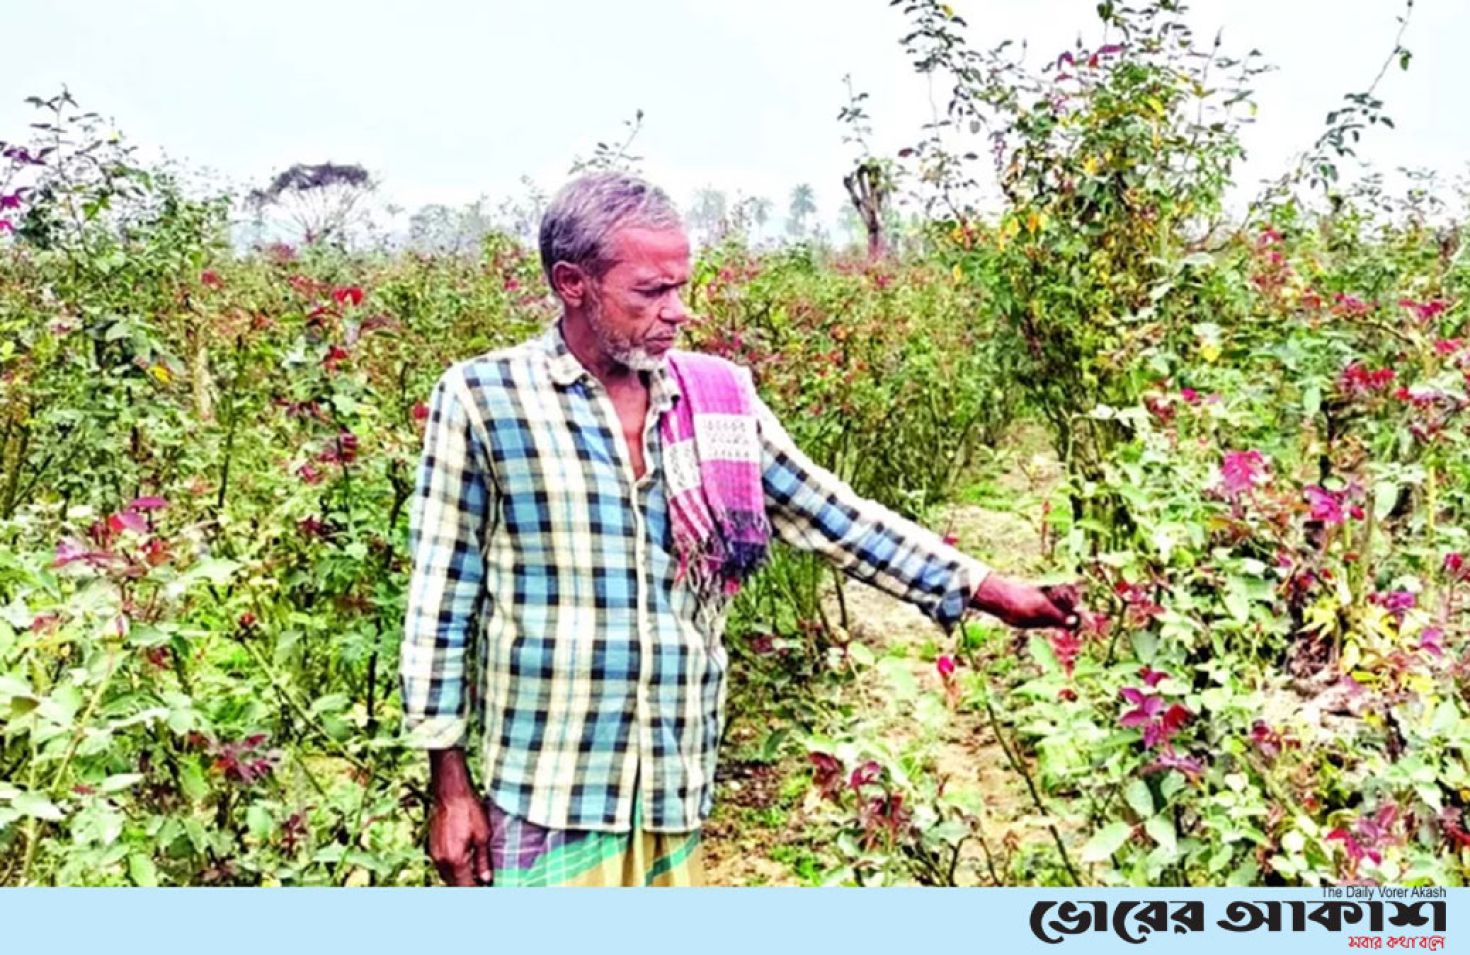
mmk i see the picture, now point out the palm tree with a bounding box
[749,196,772,234]
[687,187,728,245]
[786,183,816,238]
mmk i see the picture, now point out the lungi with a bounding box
[484,797,705,887]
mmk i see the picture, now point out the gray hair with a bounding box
[538,172,683,288]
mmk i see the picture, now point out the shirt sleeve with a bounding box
[754,393,990,629]
[399,366,494,749]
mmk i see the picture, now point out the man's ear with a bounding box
[550,261,587,307]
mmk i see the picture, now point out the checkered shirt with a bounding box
[399,321,991,832]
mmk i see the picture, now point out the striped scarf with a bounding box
[660,353,770,604]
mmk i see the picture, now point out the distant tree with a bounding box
[786,183,817,238]
[493,177,548,244]
[687,187,729,245]
[749,195,772,233]
[407,197,509,254]
[837,202,865,249]
[726,194,772,243]
[408,203,462,253]
[248,161,374,246]
[837,75,895,259]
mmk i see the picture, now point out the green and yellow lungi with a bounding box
[484,797,704,887]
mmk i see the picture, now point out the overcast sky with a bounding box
[6,0,1467,235]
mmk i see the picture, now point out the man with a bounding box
[399,172,1079,887]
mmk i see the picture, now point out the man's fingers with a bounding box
[1039,583,1083,630]
[430,839,477,885]
[474,831,495,885]
[1041,583,1080,610]
[433,857,465,886]
[448,857,477,886]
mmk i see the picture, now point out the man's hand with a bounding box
[427,748,493,886]
[971,574,1082,630]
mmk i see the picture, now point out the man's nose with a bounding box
[659,294,691,326]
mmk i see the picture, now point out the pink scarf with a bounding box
[660,353,770,603]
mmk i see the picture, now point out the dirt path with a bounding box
[704,430,1065,885]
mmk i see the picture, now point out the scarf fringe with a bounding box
[661,354,772,606]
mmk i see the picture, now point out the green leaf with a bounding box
[928,820,970,845]
[128,852,159,887]
[187,558,240,585]
[97,773,144,794]
[1145,816,1177,856]
[1080,821,1132,862]
[1228,858,1259,886]
[848,643,875,668]
[1222,579,1250,623]
[13,792,64,821]
[0,675,33,697]
[246,803,274,841]
[309,693,351,716]
[877,657,918,702]
[322,714,352,741]
[1431,699,1460,735]
[1374,481,1398,521]
[1029,635,1059,675]
[1124,779,1155,819]
[759,728,789,762]
[179,759,209,802]
[1302,383,1321,416]
[8,695,39,719]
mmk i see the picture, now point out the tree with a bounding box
[725,194,773,244]
[406,201,494,255]
[836,75,895,259]
[493,177,547,245]
[786,183,817,239]
[748,195,772,234]
[843,159,894,259]
[247,161,374,246]
[687,187,729,245]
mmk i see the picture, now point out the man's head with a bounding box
[539,173,691,373]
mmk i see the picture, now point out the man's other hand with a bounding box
[972,574,1082,630]
[428,748,493,886]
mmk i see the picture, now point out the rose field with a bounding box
[3,1,1470,887]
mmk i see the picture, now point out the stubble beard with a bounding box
[586,294,666,373]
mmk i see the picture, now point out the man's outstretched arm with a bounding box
[400,367,495,884]
[754,391,1077,631]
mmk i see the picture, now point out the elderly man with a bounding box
[399,172,1078,887]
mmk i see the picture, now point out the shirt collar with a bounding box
[541,319,585,386]
[540,319,681,412]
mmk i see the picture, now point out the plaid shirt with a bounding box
[399,321,990,832]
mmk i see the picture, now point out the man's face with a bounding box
[584,226,692,371]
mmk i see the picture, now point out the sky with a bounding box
[6,0,1468,238]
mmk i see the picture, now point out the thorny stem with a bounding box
[329,758,378,887]
[17,742,41,885]
[972,813,1002,885]
[19,645,121,885]
[238,638,371,775]
[979,692,1081,886]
